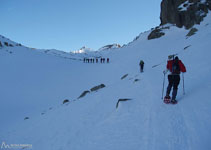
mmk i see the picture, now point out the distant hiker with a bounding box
[92,58,95,63]
[83,58,86,63]
[107,58,110,63]
[103,58,105,63]
[96,58,98,63]
[87,59,90,63]
[163,56,186,104]
[139,60,144,72]
[100,58,103,63]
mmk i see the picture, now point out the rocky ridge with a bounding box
[160,0,211,29]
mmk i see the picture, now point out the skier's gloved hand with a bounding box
[163,70,168,74]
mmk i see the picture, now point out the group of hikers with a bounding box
[83,54,186,103]
[83,58,110,63]
[139,55,186,104]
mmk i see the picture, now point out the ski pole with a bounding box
[182,73,185,95]
[161,72,166,99]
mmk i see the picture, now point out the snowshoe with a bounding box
[164,96,171,104]
[171,99,178,104]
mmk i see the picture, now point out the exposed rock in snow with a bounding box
[78,90,90,99]
[160,0,211,29]
[63,99,70,104]
[186,27,198,37]
[116,98,132,109]
[90,84,106,92]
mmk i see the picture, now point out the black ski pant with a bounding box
[166,74,180,100]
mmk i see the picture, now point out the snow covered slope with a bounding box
[1,12,211,150]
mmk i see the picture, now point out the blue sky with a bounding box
[1,0,162,52]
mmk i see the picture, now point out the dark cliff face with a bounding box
[160,0,211,29]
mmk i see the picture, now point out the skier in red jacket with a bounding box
[164,56,186,104]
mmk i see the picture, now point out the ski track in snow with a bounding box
[138,72,189,150]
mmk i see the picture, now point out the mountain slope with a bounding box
[1,12,211,150]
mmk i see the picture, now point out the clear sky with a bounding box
[1,0,162,52]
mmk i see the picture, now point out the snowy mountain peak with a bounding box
[73,46,94,54]
[98,43,121,51]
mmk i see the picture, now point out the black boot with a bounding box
[164,95,171,104]
[171,99,177,104]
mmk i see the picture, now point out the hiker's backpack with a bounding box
[140,60,144,65]
[172,59,180,74]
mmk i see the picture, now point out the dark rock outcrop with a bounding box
[24,117,29,120]
[186,28,198,36]
[160,0,211,29]
[116,98,132,109]
[9,44,14,47]
[148,26,170,40]
[63,99,69,104]
[121,74,128,80]
[90,84,106,92]
[16,43,22,46]
[134,79,140,83]
[4,42,9,46]
[184,45,191,50]
[148,28,165,40]
[78,90,90,99]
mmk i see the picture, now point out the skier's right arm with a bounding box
[164,61,171,74]
[179,61,186,73]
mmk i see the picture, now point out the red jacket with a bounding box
[167,60,186,73]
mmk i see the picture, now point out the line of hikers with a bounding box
[83,58,110,63]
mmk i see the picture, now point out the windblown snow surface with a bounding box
[0,13,211,150]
